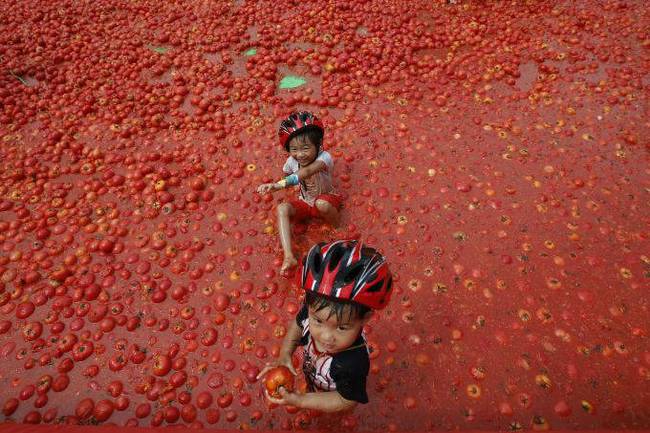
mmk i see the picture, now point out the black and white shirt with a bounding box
[296,304,370,404]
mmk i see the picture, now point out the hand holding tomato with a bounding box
[256,354,297,381]
[258,364,302,408]
[260,365,295,398]
[264,384,303,407]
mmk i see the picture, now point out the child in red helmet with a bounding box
[257,111,342,276]
[257,240,393,412]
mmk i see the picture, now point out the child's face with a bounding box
[307,305,369,354]
[288,134,318,167]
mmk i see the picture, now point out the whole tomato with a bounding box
[93,399,114,422]
[87,304,108,323]
[205,407,220,424]
[213,293,229,311]
[57,333,78,353]
[52,374,70,392]
[15,302,36,319]
[43,407,58,423]
[115,396,130,411]
[19,385,36,400]
[200,327,218,346]
[72,340,94,362]
[181,403,197,423]
[0,320,12,334]
[152,354,171,376]
[216,391,233,408]
[107,380,124,398]
[263,366,295,398]
[195,391,212,409]
[23,410,42,424]
[108,354,127,372]
[129,345,147,364]
[164,405,180,423]
[75,398,94,419]
[36,374,53,394]
[2,398,19,416]
[135,403,151,418]
[22,321,43,341]
[57,358,74,374]
[169,370,187,388]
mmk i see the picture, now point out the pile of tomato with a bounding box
[0,0,648,431]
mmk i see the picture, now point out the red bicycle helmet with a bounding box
[278,111,324,151]
[300,240,393,310]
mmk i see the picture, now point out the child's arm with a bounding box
[256,159,326,195]
[278,319,302,368]
[268,388,357,413]
[257,319,302,378]
[256,182,282,195]
[295,159,326,181]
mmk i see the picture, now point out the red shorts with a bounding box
[288,194,342,220]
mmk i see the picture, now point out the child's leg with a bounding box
[314,199,340,227]
[277,202,298,273]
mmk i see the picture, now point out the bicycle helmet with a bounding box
[278,111,324,151]
[300,240,393,310]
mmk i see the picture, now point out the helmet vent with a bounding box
[365,280,383,293]
[343,263,363,284]
[311,252,322,274]
[327,245,345,272]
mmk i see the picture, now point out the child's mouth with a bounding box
[320,342,336,352]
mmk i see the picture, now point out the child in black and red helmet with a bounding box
[257,240,393,412]
[257,111,342,276]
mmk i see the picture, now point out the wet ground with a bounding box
[0,0,648,431]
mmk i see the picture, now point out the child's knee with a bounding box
[315,199,334,214]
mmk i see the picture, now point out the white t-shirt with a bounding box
[282,151,336,206]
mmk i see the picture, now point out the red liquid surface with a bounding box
[0,0,648,431]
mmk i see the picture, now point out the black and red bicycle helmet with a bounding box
[278,111,324,151]
[300,240,393,310]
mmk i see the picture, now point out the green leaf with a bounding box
[279,75,307,89]
[244,48,257,56]
[149,46,169,54]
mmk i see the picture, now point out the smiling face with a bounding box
[288,133,319,167]
[307,304,370,354]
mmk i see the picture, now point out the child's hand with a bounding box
[256,183,278,195]
[264,387,302,407]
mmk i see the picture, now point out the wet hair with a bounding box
[286,127,323,152]
[305,290,371,324]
